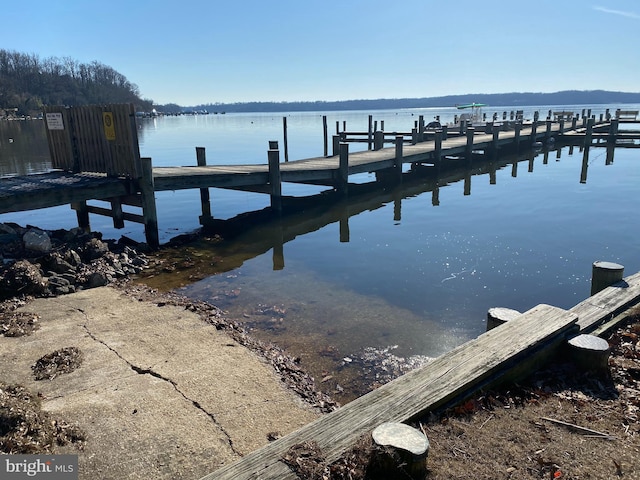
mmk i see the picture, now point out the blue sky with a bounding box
[5,1,640,105]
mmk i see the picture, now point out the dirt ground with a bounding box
[2,284,639,479]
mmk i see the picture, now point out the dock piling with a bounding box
[394,135,403,182]
[139,157,159,249]
[591,261,624,295]
[338,142,349,195]
[196,147,213,226]
[267,144,282,213]
[465,126,475,162]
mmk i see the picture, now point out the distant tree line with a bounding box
[178,90,640,114]
[0,49,153,116]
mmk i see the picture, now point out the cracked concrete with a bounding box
[0,287,319,479]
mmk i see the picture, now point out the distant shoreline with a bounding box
[173,89,640,114]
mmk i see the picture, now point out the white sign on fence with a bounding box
[45,112,65,130]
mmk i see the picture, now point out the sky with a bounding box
[5,1,640,106]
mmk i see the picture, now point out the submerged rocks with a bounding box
[0,222,150,300]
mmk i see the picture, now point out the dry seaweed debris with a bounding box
[0,297,39,337]
[0,382,85,453]
[32,346,83,381]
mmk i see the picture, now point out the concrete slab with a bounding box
[0,287,319,479]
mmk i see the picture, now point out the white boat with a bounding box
[454,102,486,126]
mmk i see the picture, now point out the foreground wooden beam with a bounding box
[201,304,577,480]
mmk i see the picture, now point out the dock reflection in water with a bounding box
[136,143,639,402]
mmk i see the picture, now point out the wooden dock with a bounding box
[0,105,636,249]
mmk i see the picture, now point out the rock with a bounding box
[64,249,82,267]
[82,238,109,260]
[0,260,47,297]
[40,252,76,274]
[85,271,109,289]
[0,223,17,235]
[0,223,150,300]
[23,229,52,253]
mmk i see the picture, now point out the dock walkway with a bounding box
[0,113,624,248]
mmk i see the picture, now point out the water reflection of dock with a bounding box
[1,105,638,248]
[152,145,597,285]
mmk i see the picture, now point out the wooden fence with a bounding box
[42,103,141,177]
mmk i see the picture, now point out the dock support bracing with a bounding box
[139,157,159,249]
[267,144,282,213]
[196,147,213,226]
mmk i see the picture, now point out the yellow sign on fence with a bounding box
[103,112,116,140]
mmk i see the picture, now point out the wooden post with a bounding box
[374,130,384,150]
[434,130,442,169]
[368,115,373,150]
[591,261,624,295]
[332,135,340,156]
[608,118,619,145]
[323,115,328,157]
[514,121,522,152]
[267,146,282,213]
[411,128,418,145]
[530,121,538,144]
[338,142,349,196]
[558,118,565,136]
[568,334,610,372]
[465,126,475,161]
[335,120,340,135]
[110,198,125,229]
[584,117,594,147]
[441,125,448,140]
[371,422,429,480]
[282,117,289,162]
[394,135,403,183]
[196,147,213,226]
[139,157,159,249]
[572,117,577,130]
[418,115,425,142]
[545,119,552,141]
[487,307,521,331]
[491,124,499,152]
[72,201,90,232]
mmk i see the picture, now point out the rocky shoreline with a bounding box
[0,222,339,414]
[0,223,150,300]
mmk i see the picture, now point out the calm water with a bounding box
[2,104,639,400]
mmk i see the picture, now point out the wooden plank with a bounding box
[201,304,577,480]
[572,271,640,332]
